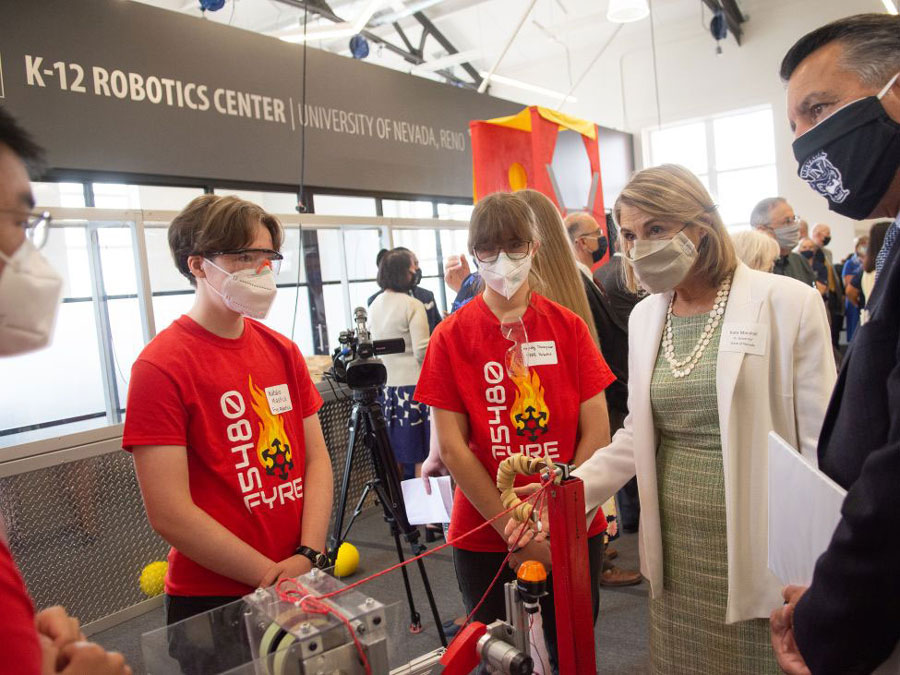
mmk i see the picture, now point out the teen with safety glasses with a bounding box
[123,195,333,649]
[414,191,615,673]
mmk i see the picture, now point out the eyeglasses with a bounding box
[0,209,52,250]
[473,241,532,264]
[774,215,801,228]
[208,248,284,274]
[578,230,605,242]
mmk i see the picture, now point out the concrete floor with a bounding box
[93,508,649,673]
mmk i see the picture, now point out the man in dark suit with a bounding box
[564,212,641,587]
[770,13,900,674]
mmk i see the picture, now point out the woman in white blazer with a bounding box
[511,165,835,673]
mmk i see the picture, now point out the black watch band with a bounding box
[296,545,329,570]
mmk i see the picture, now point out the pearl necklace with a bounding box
[662,276,732,379]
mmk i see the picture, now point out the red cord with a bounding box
[265,480,553,669]
[275,578,372,674]
[318,481,552,602]
[456,474,552,637]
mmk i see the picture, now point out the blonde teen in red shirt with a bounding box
[414,192,614,673]
[123,196,333,635]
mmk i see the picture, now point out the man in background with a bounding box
[565,211,641,587]
[751,197,816,286]
[812,223,845,346]
[841,235,868,342]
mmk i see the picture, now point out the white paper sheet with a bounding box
[401,476,454,525]
[767,432,847,586]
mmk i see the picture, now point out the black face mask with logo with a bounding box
[793,72,900,220]
[411,267,422,287]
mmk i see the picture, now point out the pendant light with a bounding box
[607,0,649,23]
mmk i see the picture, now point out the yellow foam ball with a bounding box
[140,561,168,597]
[333,542,359,578]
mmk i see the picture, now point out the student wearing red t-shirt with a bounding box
[123,195,333,642]
[0,108,130,675]
[414,192,615,672]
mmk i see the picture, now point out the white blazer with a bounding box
[574,262,836,623]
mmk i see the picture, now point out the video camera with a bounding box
[331,307,405,390]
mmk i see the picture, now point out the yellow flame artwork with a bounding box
[248,375,293,480]
[509,369,550,442]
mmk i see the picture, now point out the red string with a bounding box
[317,480,552,602]
[275,578,372,674]
[265,479,552,668]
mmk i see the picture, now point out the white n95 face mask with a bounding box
[0,239,63,356]
[625,231,698,294]
[479,251,533,300]
[204,259,277,319]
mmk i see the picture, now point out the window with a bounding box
[313,195,377,216]
[1,184,470,447]
[646,107,778,229]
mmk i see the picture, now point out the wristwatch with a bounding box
[296,545,329,570]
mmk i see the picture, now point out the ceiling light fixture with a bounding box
[882,0,898,15]
[606,0,649,23]
[479,72,577,104]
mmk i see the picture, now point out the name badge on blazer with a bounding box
[720,323,768,356]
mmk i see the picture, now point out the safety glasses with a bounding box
[208,248,284,274]
[0,209,52,250]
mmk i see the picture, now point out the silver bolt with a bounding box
[300,622,312,634]
[364,597,375,606]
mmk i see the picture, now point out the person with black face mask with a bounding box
[770,13,900,675]
[368,247,441,333]
[368,248,433,482]
[812,224,845,348]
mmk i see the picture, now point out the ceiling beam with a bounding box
[412,11,482,88]
[269,0,478,88]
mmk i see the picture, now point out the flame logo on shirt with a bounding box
[248,375,294,481]
[509,369,550,442]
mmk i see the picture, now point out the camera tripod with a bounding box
[328,385,448,647]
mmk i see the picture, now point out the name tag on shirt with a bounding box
[522,341,558,366]
[720,323,767,356]
[265,384,293,415]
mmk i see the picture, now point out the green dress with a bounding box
[648,311,778,674]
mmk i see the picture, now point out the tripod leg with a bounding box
[338,483,372,545]
[390,522,423,634]
[415,555,448,647]
[371,480,448,646]
[328,404,362,561]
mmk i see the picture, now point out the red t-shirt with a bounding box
[414,293,615,552]
[0,541,40,674]
[123,316,323,596]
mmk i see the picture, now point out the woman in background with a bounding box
[368,248,431,478]
[731,229,781,273]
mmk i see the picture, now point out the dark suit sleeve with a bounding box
[793,347,900,674]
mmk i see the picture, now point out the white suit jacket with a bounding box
[574,262,836,623]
